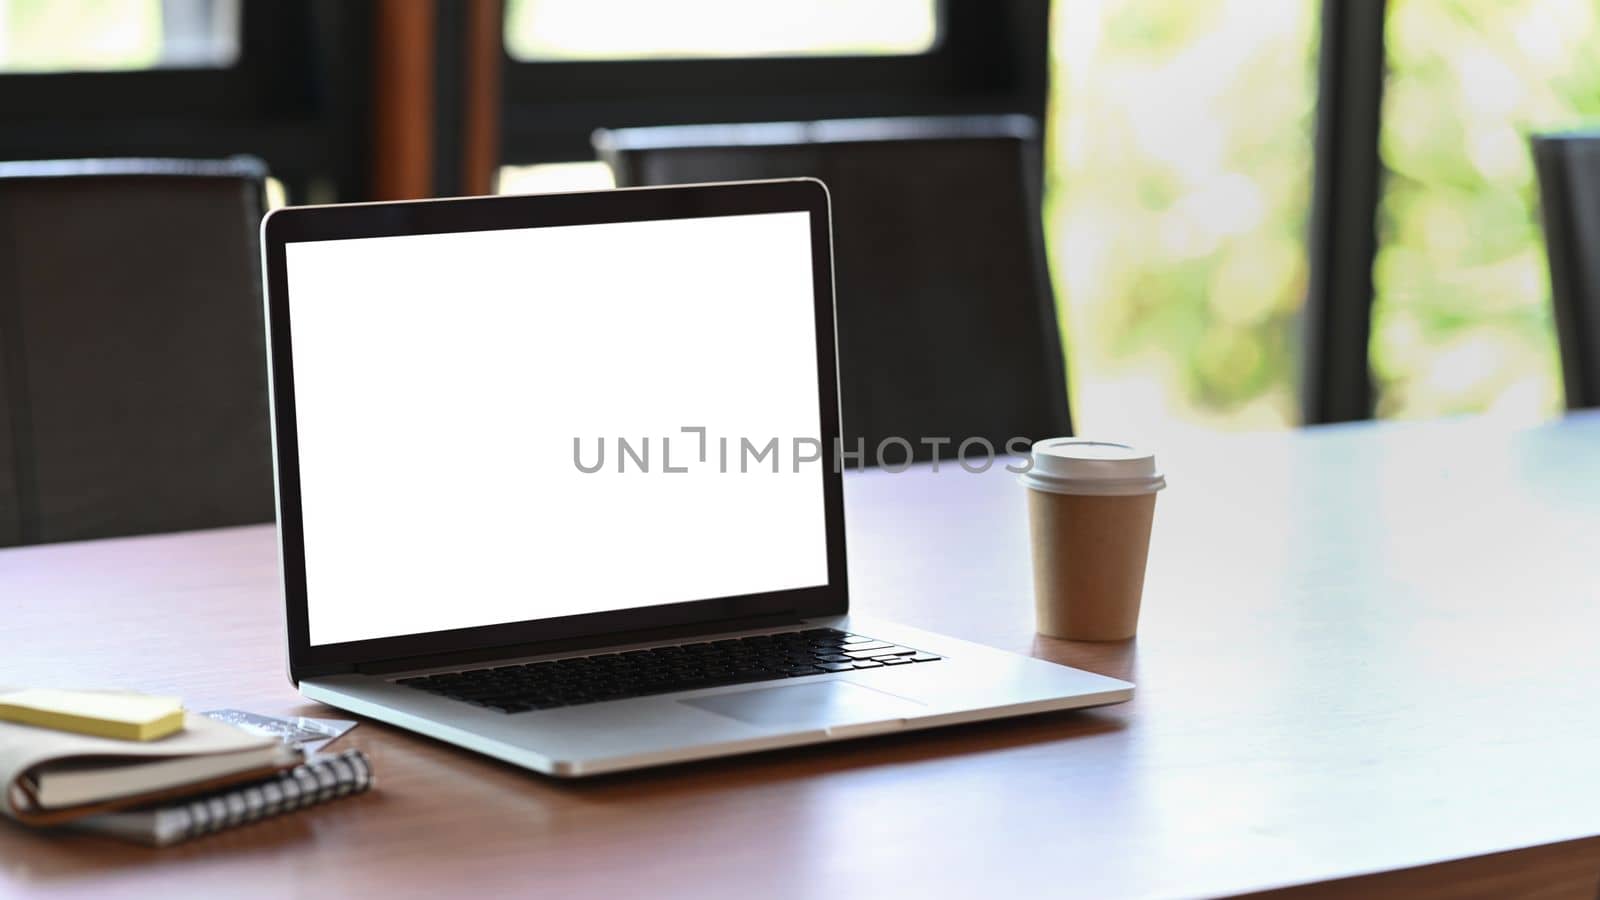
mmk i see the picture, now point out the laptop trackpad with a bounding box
[681,681,923,728]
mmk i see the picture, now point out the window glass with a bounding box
[505,0,938,61]
[1047,0,1319,438]
[1371,0,1600,420]
[0,0,238,73]
[265,176,288,211]
[498,161,616,195]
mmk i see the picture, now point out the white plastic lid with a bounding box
[1017,438,1166,496]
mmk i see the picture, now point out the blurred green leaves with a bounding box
[1373,0,1599,419]
[1049,0,1595,432]
[1047,0,1318,433]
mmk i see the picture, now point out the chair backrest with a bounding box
[0,157,274,545]
[1532,132,1600,410]
[594,115,1072,464]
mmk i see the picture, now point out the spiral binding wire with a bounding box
[170,749,372,840]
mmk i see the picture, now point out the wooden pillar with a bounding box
[371,0,437,200]
[460,0,504,196]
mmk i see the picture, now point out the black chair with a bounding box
[0,157,275,545]
[1532,132,1600,410]
[594,115,1072,464]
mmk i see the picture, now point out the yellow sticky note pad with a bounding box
[0,689,185,741]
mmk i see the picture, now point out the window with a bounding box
[504,0,938,62]
[497,161,615,195]
[0,0,238,73]
[1370,0,1600,420]
[0,3,369,205]
[498,1,1040,166]
[1047,0,1320,437]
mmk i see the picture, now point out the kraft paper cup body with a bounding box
[1020,440,1164,641]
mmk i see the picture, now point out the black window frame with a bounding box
[499,0,1399,428]
[1302,0,1387,424]
[0,0,373,203]
[497,0,1049,164]
[0,0,1401,425]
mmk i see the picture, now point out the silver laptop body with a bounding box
[261,179,1132,777]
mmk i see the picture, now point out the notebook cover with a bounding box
[12,753,300,826]
[1,704,295,826]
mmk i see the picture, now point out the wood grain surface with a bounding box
[2,413,1599,899]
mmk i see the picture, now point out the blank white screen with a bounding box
[283,211,829,646]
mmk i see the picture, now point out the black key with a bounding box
[455,689,508,701]
[785,665,825,676]
[818,662,855,672]
[815,654,852,663]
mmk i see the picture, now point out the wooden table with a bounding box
[4,414,1600,899]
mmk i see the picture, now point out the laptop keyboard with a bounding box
[395,628,941,714]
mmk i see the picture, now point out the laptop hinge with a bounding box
[354,612,808,676]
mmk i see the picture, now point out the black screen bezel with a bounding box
[262,179,847,682]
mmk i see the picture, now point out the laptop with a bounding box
[260,178,1132,777]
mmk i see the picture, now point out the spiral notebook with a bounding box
[74,750,373,846]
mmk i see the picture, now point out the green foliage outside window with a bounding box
[1373,0,1600,419]
[1047,0,1599,434]
[1045,0,1319,435]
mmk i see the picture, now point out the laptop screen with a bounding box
[282,211,831,646]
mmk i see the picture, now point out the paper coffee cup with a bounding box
[1020,439,1165,640]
